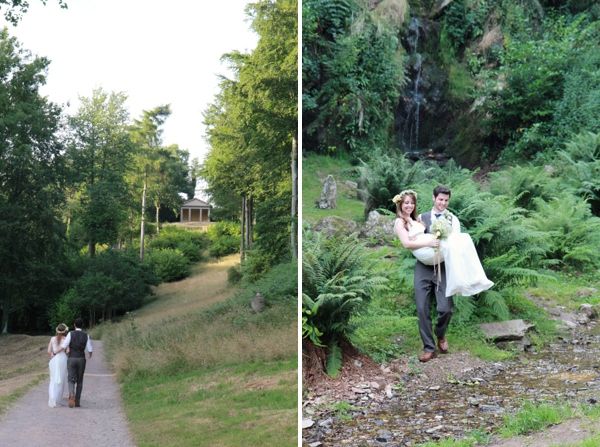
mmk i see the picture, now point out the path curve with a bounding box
[0,340,135,447]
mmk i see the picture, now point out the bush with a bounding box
[144,248,190,282]
[148,226,209,263]
[227,264,242,285]
[207,221,240,258]
[50,250,157,327]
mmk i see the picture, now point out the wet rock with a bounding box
[479,319,535,341]
[303,418,315,429]
[376,429,394,442]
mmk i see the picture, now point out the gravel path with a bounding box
[0,340,135,447]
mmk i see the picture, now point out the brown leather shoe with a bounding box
[437,337,449,353]
[68,395,76,408]
[418,351,437,363]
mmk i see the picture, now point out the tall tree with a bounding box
[0,29,66,333]
[202,0,298,270]
[67,89,132,256]
[129,105,171,260]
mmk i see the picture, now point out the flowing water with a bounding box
[305,324,600,446]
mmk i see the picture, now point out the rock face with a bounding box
[360,211,396,245]
[313,216,359,238]
[251,292,265,313]
[479,319,535,342]
[317,175,337,209]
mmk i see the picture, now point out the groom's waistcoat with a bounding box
[68,330,88,358]
[420,212,433,234]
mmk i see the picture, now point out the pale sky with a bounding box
[1,0,258,165]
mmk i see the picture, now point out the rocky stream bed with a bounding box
[303,305,600,446]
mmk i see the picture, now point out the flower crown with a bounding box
[392,189,417,204]
[56,324,69,334]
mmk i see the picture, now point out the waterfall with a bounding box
[400,17,425,153]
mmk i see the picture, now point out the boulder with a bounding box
[316,175,337,209]
[359,210,395,245]
[251,292,265,313]
[313,216,359,238]
[479,319,535,342]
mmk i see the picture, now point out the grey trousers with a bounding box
[414,261,453,352]
[67,357,86,403]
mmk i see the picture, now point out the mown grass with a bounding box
[122,359,297,447]
[302,153,365,224]
[0,334,50,416]
[100,255,297,447]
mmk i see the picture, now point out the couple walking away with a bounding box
[394,185,494,363]
[47,318,93,408]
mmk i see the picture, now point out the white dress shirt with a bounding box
[431,209,461,233]
[61,328,93,353]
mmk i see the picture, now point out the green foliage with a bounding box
[557,131,600,214]
[325,341,343,378]
[349,313,419,362]
[358,152,436,215]
[302,231,388,347]
[302,0,405,157]
[149,226,208,262]
[528,195,600,271]
[206,221,240,258]
[484,14,600,162]
[227,264,242,285]
[50,250,156,327]
[202,0,296,273]
[500,402,573,437]
[0,29,69,333]
[143,248,190,283]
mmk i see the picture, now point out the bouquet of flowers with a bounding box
[431,218,451,241]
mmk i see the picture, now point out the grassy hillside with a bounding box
[302,154,365,224]
[99,254,298,447]
[0,335,48,415]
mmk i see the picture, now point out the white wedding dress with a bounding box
[48,336,68,408]
[405,221,494,297]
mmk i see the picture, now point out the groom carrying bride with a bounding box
[393,185,493,363]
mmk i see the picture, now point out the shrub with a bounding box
[227,264,242,285]
[144,248,190,282]
[50,250,157,327]
[207,221,240,258]
[148,226,209,263]
[302,231,388,375]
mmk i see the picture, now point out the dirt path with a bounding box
[0,340,135,447]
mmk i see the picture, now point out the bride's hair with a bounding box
[55,323,68,341]
[392,190,418,223]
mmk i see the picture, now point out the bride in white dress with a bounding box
[47,323,69,408]
[393,190,493,297]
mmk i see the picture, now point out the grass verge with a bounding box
[101,255,297,446]
[303,153,365,224]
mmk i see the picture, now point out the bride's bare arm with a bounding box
[394,219,439,249]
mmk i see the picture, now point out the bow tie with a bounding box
[434,213,442,218]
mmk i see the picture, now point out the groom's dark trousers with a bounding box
[414,260,453,353]
[67,330,88,404]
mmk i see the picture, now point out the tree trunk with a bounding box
[241,195,246,261]
[1,305,8,334]
[246,195,253,251]
[291,134,298,259]
[140,175,147,261]
[155,202,160,234]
